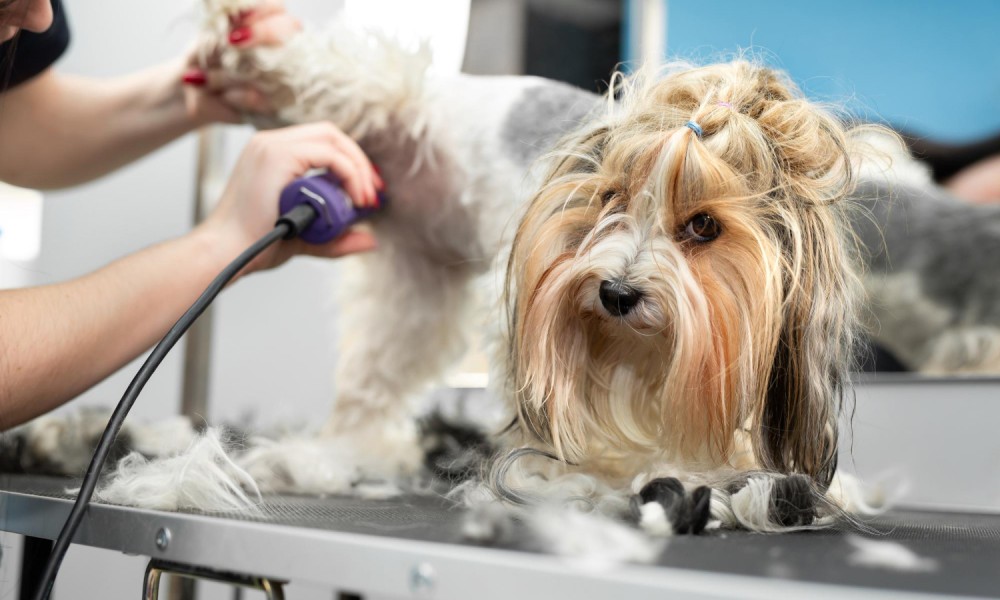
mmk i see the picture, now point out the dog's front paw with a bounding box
[768,473,817,527]
[716,472,819,531]
[629,477,712,536]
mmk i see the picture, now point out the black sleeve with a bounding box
[0,0,71,90]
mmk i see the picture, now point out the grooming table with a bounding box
[1,476,998,599]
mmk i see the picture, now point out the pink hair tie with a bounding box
[717,101,733,109]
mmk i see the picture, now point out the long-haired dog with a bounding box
[2,0,891,538]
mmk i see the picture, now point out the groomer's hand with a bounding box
[200,122,384,276]
[180,0,302,123]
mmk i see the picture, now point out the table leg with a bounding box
[19,535,53,600]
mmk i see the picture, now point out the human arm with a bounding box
[0,3,301,189]
[0,122,382,428]
[0,63,204,189]
[945,154,1000,204]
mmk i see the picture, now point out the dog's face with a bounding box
[506,62,860,487]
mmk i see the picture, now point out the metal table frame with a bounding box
[4,480,995,600]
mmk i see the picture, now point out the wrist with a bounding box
[187,209,283,284]
[186,221,249,276]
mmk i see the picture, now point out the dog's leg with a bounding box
[767,474,818,527]
[234,239,477,495]
[323,246,475,475]
[710,473,820,532]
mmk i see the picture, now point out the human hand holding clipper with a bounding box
[279,169,386,244]
[199,121,384,278]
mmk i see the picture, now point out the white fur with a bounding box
[845,536,938,572]
[711,476,782,531]
[129,417,199,457]
[90,428,261,512]
[9,408,196,476]
[826,471,889,517]
[527,507,665,566]
[855,130,934,189]
[236,433,408,498]
[25,408,120,474]
[637,502,673,537]
[461,501,663,565]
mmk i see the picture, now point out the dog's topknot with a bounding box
[607,60,861,208]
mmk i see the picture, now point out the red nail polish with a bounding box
[182,69,207,86]
[229,27,252,45]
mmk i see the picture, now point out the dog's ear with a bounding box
[754,206,855,490]
[759,327,840,489]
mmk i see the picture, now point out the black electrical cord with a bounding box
[32,204,319,600]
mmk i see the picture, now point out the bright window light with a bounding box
[342,0,471,73]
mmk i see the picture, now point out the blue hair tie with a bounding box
[684,120,704,138]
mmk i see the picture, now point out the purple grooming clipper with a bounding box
[278,172,384,244]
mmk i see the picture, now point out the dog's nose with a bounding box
[599,280,642,316]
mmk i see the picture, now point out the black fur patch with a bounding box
[630,477,712,535]
[0,431,29,474]
[768,474,817,527]
[639,477,685,506]
[419,412,495,483]
[689,486,713,534]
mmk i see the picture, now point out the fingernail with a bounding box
[229,26,252,45]
[182,69,207,86]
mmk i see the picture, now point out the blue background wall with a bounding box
[625,0,1000,142]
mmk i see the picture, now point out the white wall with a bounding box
[841,378,1000,514]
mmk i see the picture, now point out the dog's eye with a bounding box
[600,190,617,206]
[684,214,721,242]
